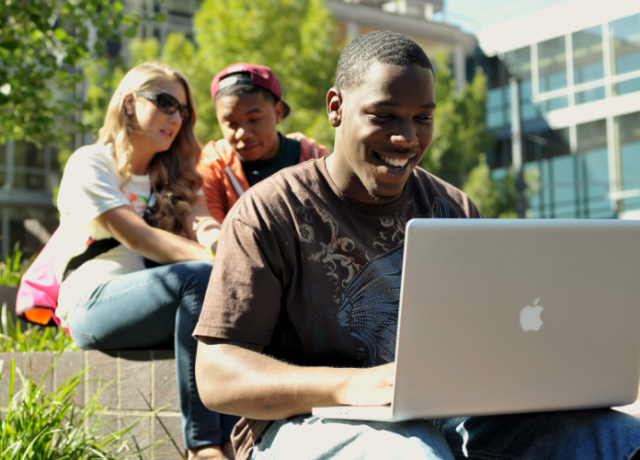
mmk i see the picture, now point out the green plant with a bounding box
[0,356,150,459]
[0,303,78,353]
[0,243,29,287]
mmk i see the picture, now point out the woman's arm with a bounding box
[95,205,214,264]
[183,196,222,255]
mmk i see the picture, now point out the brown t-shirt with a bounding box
[194,158,482,460]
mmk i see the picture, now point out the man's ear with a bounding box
[273,100,285,125]
[123,93,135,116]
[327,88,343,128]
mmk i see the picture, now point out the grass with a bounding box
[0,243,30,287]
[0,355,151,459]
[0,303,78,353]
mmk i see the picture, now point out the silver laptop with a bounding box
[313,219,640,421]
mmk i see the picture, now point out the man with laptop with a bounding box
[194,31,640,460]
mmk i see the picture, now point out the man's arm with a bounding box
[195,338,394,420]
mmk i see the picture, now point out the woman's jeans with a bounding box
[67,261,239,450]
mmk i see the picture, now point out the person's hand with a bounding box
[337,362,394,407]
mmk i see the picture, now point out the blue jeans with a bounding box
[253,410,640,460]
[67,261,240,450]
[252,415,454,460]
[432,410,640,460]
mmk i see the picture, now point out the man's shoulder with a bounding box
[200,139,235,166]
[411,167,482,218]
[226,160,326,221]
[285,132,332,160]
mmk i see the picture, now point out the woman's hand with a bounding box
[184,196,222,256]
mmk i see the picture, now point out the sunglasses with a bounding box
[135,91,191,121]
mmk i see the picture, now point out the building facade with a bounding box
[477,0,640,219]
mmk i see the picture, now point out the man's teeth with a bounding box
[380,155,409,168]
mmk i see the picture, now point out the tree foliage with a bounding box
[421,52,494,189]
[0,0,154,146]
[462,154,518,218]
[420,52,521,217]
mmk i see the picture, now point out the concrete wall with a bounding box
[0,350,184,460]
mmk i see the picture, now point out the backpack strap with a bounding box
[224,165,245,197]
[62,237,120,281]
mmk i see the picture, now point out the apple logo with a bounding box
[520,298,544,332]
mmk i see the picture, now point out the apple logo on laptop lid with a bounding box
[520,298,544,332]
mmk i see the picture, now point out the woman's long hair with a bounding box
[96,62,203,235]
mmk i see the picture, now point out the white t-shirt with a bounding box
[55,144,152,322]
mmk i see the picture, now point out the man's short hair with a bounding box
[335,30,434,92]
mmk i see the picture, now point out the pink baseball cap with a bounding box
[211,63,291,117]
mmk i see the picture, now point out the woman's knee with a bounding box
[170,261,213,289]
[69,327,100,350]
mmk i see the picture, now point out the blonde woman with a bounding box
[55,63,237,460]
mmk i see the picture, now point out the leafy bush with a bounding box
[0,303,78,353]
[0,356,150,459]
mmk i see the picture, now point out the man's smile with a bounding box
[373,150,417,172]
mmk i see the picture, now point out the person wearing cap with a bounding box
[198,63,331,235]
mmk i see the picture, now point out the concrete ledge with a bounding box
[0,350,183,460]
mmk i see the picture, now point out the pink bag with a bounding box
[16,228,64,326]
[16,228,120,326]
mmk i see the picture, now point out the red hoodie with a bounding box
[198,133,331,223]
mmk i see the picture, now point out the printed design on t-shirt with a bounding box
[371,214,407,255]
[123,190,149,213]
[296,204,361,290]
[336,244,404,367]
[434,197,450,218]
[333,198,450,367]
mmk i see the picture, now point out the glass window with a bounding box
[616,111,640,212]
[575,86,606,104]
[614,76,640,96]
[49,146,62,172]
[609,14,640,75]
[538,37,567,93]
[13,172,46,191]
[485,56,506,90]
[540,95,569,113]
[487,110,504,129]
[505,46,532,80]
[519,79,537,121]
[524,128,571,218]
[577,120,611,218]
[13,141,44,169]
[487,87,505,108]
[573,26,604,85]
[487,87,509,129]
[551,155,577,218]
